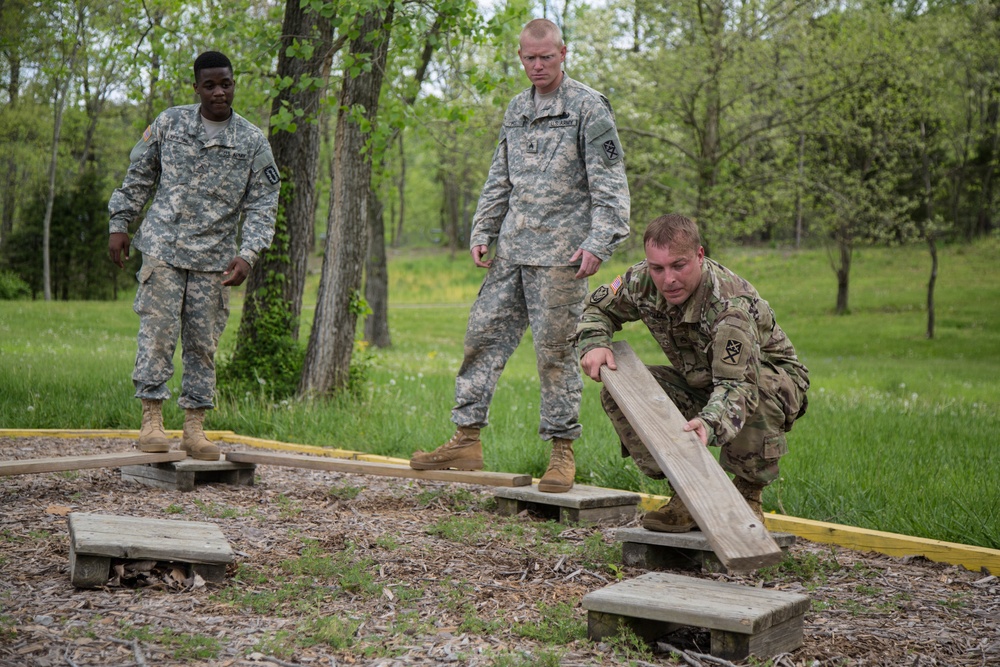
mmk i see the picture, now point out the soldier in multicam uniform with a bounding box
[108,51,279,461]
[409,18,630,492]
[577,213,809,530]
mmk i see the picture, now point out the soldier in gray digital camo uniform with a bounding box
[108,51,279,461]
[410,18,630,492]
[577,214,809,530]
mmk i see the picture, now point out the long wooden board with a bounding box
[0,451,186,476]
[600,341,782,571]
[226,451,532,487]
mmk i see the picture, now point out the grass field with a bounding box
[1,238,998,549]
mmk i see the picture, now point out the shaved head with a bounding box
[520,18,563,48]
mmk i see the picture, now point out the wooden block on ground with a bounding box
[0,451,185,477]
[493,484,640,524]
[226,450,531,488]
[601,342,782,571]
[582,571,810,661]
[68,513,234,588]
[616,527,796,573]
[121,459,255,492]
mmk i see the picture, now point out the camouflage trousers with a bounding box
[132,255,230,409]
[600,365,792,485]
[453,257,588,440]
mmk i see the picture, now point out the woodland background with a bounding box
[2,0,999,395]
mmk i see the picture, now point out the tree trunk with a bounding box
[392,131,406,247]
[364,190,391,348]
[835,238,851,315]
[300,6,393,395]
[236,0,333,354]
[920,121,937,340]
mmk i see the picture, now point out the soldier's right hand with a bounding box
[109,232,131,269]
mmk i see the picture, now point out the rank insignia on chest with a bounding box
[723,339,743,365]
[526,139,538,154]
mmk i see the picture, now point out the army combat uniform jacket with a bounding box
[108,104,279,271]
[470,75,630,265]
[577,258,810,448]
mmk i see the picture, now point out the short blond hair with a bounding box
[520,18,563,47]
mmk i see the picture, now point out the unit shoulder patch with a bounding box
[722,339,744,366]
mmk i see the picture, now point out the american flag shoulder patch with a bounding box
[142,125,152,142]
[610,275,623,294]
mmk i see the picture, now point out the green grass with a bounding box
[1,239,999,549]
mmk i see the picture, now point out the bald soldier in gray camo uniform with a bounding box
[577,214,809,530]
[108,51,279,461]
[409,18,630,492]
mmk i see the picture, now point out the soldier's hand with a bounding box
[471,245,492,269]
[581,347,616,382]
[222,257,251,287]
[571,248,602,279]
[109,232,131,269]
[683,418,709,446]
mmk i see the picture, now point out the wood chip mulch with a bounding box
[1,436,997,667]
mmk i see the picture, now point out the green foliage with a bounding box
[3,170,126,300]
[218,177,305,399]
[513,602,585,644]
[0,270,30,300]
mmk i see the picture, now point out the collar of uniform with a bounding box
[189,105,238,147]
[520,72,573,122]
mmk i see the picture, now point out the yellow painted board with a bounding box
[763,514,999,576]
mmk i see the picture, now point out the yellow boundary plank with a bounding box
[2,428,997,575]
[635,492,998,575]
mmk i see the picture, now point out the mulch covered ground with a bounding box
[1,436,997,667]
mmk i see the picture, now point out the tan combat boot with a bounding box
[409,427,484,470]
[733,476,767,524]
[642,493,697,533]
[138,399,170,453]
[181,408,221,461]
[538,437,575,493]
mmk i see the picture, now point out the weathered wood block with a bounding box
[582,572,810,661]
[616,527,797,574]
[67,513,234,588]
[120,458,255,492]
[493,484,640,524]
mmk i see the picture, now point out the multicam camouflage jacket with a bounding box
[577,257,810,446]
[109,104,279,272]
[470,75,630,266]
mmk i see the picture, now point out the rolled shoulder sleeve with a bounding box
[108,121,162,233]
[700,309,763,446]
[239,142,280,266]
[579,99,630,260]
[469,123,513,250]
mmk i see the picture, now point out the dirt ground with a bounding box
[1,436,997,667]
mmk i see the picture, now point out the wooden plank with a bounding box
[581,572,809,635]
[600,341,782,571]
[68,513,233,564]
[0,451,186,476]
[226,451,532,487]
